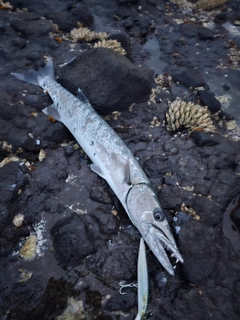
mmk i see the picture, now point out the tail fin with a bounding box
[12,58,54,87]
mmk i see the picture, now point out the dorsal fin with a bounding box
[77,88,91,105]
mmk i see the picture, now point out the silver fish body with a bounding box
[12,58,183,275]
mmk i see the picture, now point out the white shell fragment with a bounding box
[38,149,46,162]
[166,99,215,133]
[12,213,24,227]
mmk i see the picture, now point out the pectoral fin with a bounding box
[42,104,62,122]
[90,163,105,179]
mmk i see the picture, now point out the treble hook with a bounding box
[118,280,138,295]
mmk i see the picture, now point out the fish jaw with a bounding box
[126,183,183,275]
[141,219,183,276]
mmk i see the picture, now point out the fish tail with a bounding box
[11,58,54,87]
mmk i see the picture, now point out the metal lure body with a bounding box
[135,238,148,320]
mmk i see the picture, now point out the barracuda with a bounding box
[12,58,183,275]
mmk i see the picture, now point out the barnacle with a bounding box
[165,99,215,132]
[69,26,108,42]
[195,0,227,10]
[94,39,126,55]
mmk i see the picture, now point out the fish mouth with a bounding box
[143,223,184,276]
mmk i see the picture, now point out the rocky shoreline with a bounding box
[0,1,240,319]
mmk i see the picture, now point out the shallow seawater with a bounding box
[222,194,240,254]
[142,36,167,76]
[205,70,240,125]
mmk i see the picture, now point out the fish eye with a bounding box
[153,208,164,222]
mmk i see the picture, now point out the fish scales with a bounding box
[12,58,183,276]
[44,77,149,204]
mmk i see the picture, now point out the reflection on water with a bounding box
[142,36,167,76]
[222,194,240,254]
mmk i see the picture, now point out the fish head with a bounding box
[126,183,183,275]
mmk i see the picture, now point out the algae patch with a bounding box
[57,297,86,320]
[19,234,37,261]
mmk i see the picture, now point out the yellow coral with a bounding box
[94,39,126,55]
[166,99,215,132]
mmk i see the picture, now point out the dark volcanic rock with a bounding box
[192,196,223,226]
[9,12,54,37]
[178,218,217,284]
[210,169,240,209]
[90,180,112,204]
[144,154,172,178]
[146,0,158,6]
[0,161,29,206]
[70,4,94,27]
[104,291,136,312]
[180,23,199,38]
[92,209,118,235]
[59,48,153,113]
[198,26,215,40]
[198,90,221,113]
[45,11,77,32]
[11,275,47,312]
[51,214,96,268]
[230,196,240,231]
[45,5,94,32]
[172,69,206,88]
[1,0,240,319]
[0,91,17,120]
[118,0,139,4]
[214,12,228,24]
[190,132,221,147]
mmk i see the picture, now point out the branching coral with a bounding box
[94,39,126,55]
[69,27,108,42]
[169,0,227,10]
[0,0,13,10]
[148,74,172,105]
[166,99,215,132]
[195,0,227,10]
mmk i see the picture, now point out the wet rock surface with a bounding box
[59,48,154,113]
[0,1,240,320]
